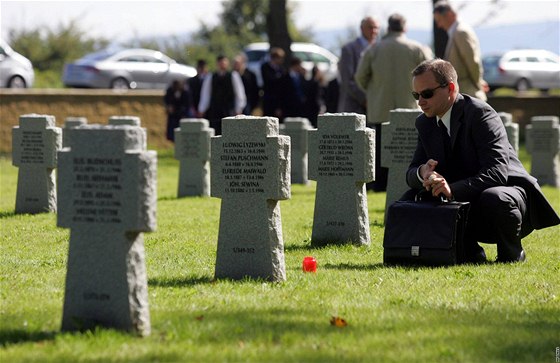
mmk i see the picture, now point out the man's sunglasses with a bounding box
[411,83,448,100]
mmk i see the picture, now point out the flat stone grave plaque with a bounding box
[12,114,62,214]
[211,116,290,281]
[526,116,560,187]
[174,118,214,197]
[57,122,157,336]
[308,113,375,246]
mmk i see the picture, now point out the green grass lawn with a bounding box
[1,148,559,363]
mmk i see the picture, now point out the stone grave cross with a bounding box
[174,118,214,197]
[308,113,375,246]
[12,114,62,214]
[211,116,290,282]
[380,109,420,220]
[282,117,312,184]
[57,123,157,336]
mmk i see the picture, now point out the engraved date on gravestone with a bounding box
[317,134,354,177]
[326,221,346,227]
[83,292,111,301]
[221,141,268,193]
[232,247,256,253]
[70,157,123,224]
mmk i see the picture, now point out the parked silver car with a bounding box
[244,42,339,87]
[483,49,560,91]
[63,48,197,89]
[0,39,35,88]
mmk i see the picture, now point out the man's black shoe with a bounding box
[465,249,487,264]
[496,249,526,263]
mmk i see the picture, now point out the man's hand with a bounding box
[420,159,452,199]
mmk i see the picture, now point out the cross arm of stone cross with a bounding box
[210,116,291,201]
[308,113,374,183]
[12,114,62,168]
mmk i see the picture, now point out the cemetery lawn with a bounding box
[1,148,558,363]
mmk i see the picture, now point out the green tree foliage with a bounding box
[8,20,108,72]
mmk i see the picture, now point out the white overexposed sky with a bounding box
[1,0,559,43]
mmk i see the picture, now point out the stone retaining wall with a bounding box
[1,89,559,153]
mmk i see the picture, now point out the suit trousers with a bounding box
[466,185,529,260]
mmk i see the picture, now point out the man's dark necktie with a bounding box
[438,119,451,156]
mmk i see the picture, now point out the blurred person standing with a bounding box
[282,57,307,119]
[337,16,380,113]
[304,65,324,127]
[164,79,192,142]
[355,13,432,191]
[261,47,287,119]
[233,53,260,115]
[188,59,209,115]
[433,0,487,100]
[198,55,246,135]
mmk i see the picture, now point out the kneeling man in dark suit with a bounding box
[402,59,559,263]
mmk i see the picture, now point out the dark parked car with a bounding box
[0,39,35,88]
[483,49,560,91]
[63,48,197,89]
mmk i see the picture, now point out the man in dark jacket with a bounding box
[403,59,559,263]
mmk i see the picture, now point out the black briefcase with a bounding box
[383,197,470,266]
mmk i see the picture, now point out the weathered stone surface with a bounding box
[63,117,88,148]
[308,113,374,246]
[174,118,214,197]
[211,116,290,281]
[526,115,560,187]
[57,122,156,336]
[381,109,419,220]
[12,114,62,214]
[498,112,519,154]
[282,117,312,184]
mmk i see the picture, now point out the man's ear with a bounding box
[449,82,456,92]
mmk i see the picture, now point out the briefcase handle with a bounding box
[414,190,450,203]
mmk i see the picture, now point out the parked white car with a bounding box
[0,39,35,88]
[243,42,339,87]
[483,49,560,91]
[63,48,197,89]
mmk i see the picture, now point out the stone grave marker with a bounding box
[308,113,375,246]
[63,117,88,148]
[211,116,290,281]
[498,112,519,154]
[12,114,62,214]
[526,116,560,187]
[174,118,214,197]
[381,109,420,220]
[282,117,312,184]
[108,115,141,126]
[57,123,157,336]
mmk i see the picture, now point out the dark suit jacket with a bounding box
[406,93,559,230]
[338,37,367,113]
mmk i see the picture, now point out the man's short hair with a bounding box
[412,59,458,86]
[290,57,302,67]
[388,14,406,32]
[216,55,227,62]
[270,47,285,59]
[433,0,454,15]
[196,59,207,68]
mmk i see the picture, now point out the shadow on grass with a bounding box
[0,329,56,347]
[0,210,16,219]
[148,275,214,287]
